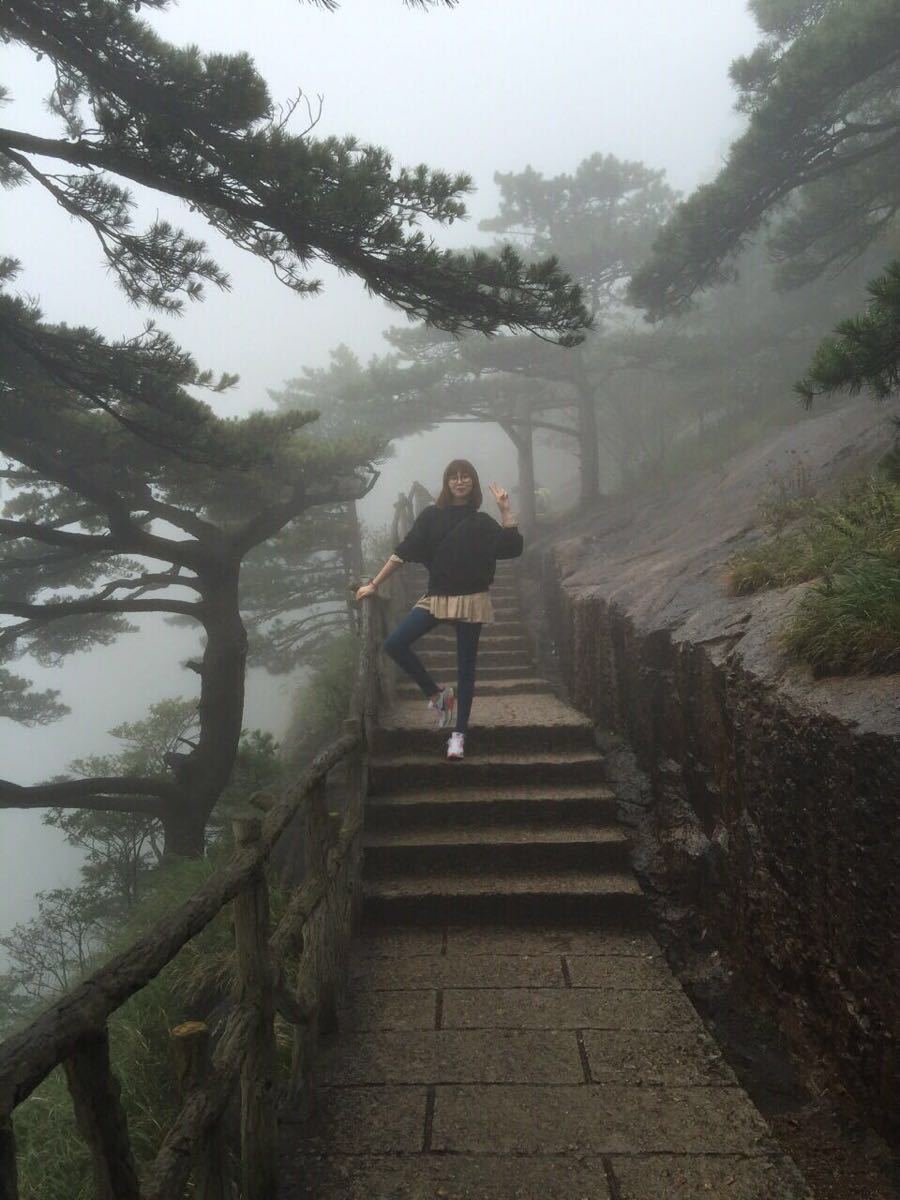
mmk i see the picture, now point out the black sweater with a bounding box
[394,504,524,596]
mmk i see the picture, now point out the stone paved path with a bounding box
[279,564,811,1199]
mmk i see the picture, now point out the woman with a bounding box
[355,460,523,760]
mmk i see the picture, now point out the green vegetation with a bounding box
[728,471,900,674]
[11,851,263,1200]
[797,260,900,404]
[7,795,299,1200]
[282,632,359,772]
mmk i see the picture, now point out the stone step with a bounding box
[431,663,537,681]
[364,782,619,831]
[419,648,531,669]
[363,824,631,876]
[373,721,595,754]
[362,870,647,927]
[369,749,604,794]
[411,617,525,634]
[396,677,554,699]
[420,633,530,653]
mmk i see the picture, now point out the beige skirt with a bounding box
[414,592,494,623]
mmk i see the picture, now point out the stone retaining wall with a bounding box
[542,555,900,1144]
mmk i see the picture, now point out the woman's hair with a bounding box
[435,458,482,509]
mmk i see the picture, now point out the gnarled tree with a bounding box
[0,292,377,856]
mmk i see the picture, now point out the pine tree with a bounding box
[0,290,378,856]
[796,260,900,402]
[0,1,587,340]
[629,0,900,317]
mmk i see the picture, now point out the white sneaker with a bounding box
[446,732,465,760]
[428,686,455,729]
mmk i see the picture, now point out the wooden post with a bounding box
[169,1022,229,1200]
[63,1028,141,1200]
[232,819,278,1200]
[1,1119,19,1200]
[305,782,338,1036]
[341,718,365,940]
[285,969,319,1120]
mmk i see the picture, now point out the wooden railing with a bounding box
[0,486,431,1200]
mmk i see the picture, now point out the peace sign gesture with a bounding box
[488,482,511,513]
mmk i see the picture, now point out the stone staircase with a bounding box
[364,560,645,929]
[278,560,812,1199]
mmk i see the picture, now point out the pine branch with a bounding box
[1,596,202,620]
[0,776,173,814]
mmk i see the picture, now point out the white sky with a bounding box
[0,0,759,927]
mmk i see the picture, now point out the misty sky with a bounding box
[1,1,760,926]
[3,0,757,412]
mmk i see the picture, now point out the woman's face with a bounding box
[447,469,474,501]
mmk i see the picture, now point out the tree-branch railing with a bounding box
[0,486,429,1200]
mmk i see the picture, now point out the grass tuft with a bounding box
[726,473,900,674]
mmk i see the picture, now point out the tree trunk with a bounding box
[343,501,364,628]
[516,421,536,539]
[497,417,535,540]
[574,355,600,508]
[162,801,210,860]
[164,559,248,859]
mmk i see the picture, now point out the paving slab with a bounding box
[350,953,566,990]
[442,986,705,1031]
[565,953,678,989]
[352,929,445,957]
[280,1154,612,1199]
[582,1028,738,1086]
[607,1153,812,1199]
[431,1084,775,1155]
[285,1085,426,1154]
[339,988,436,1031]
[445,927,661,956]
[318,1029,584,1085]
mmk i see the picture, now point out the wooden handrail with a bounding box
[0,483,418,1200]
[389,479,433,546]
[0,733,357,1116]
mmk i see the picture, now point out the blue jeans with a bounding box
[384,607,482,733]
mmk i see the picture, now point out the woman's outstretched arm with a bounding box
[355,554,403,601]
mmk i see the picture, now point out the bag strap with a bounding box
[431,509,478,557]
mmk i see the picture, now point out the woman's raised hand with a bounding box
[488,482,511,511]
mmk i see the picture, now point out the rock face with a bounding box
[540,398,900,1143]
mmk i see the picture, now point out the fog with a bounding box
[0,1,758,929]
